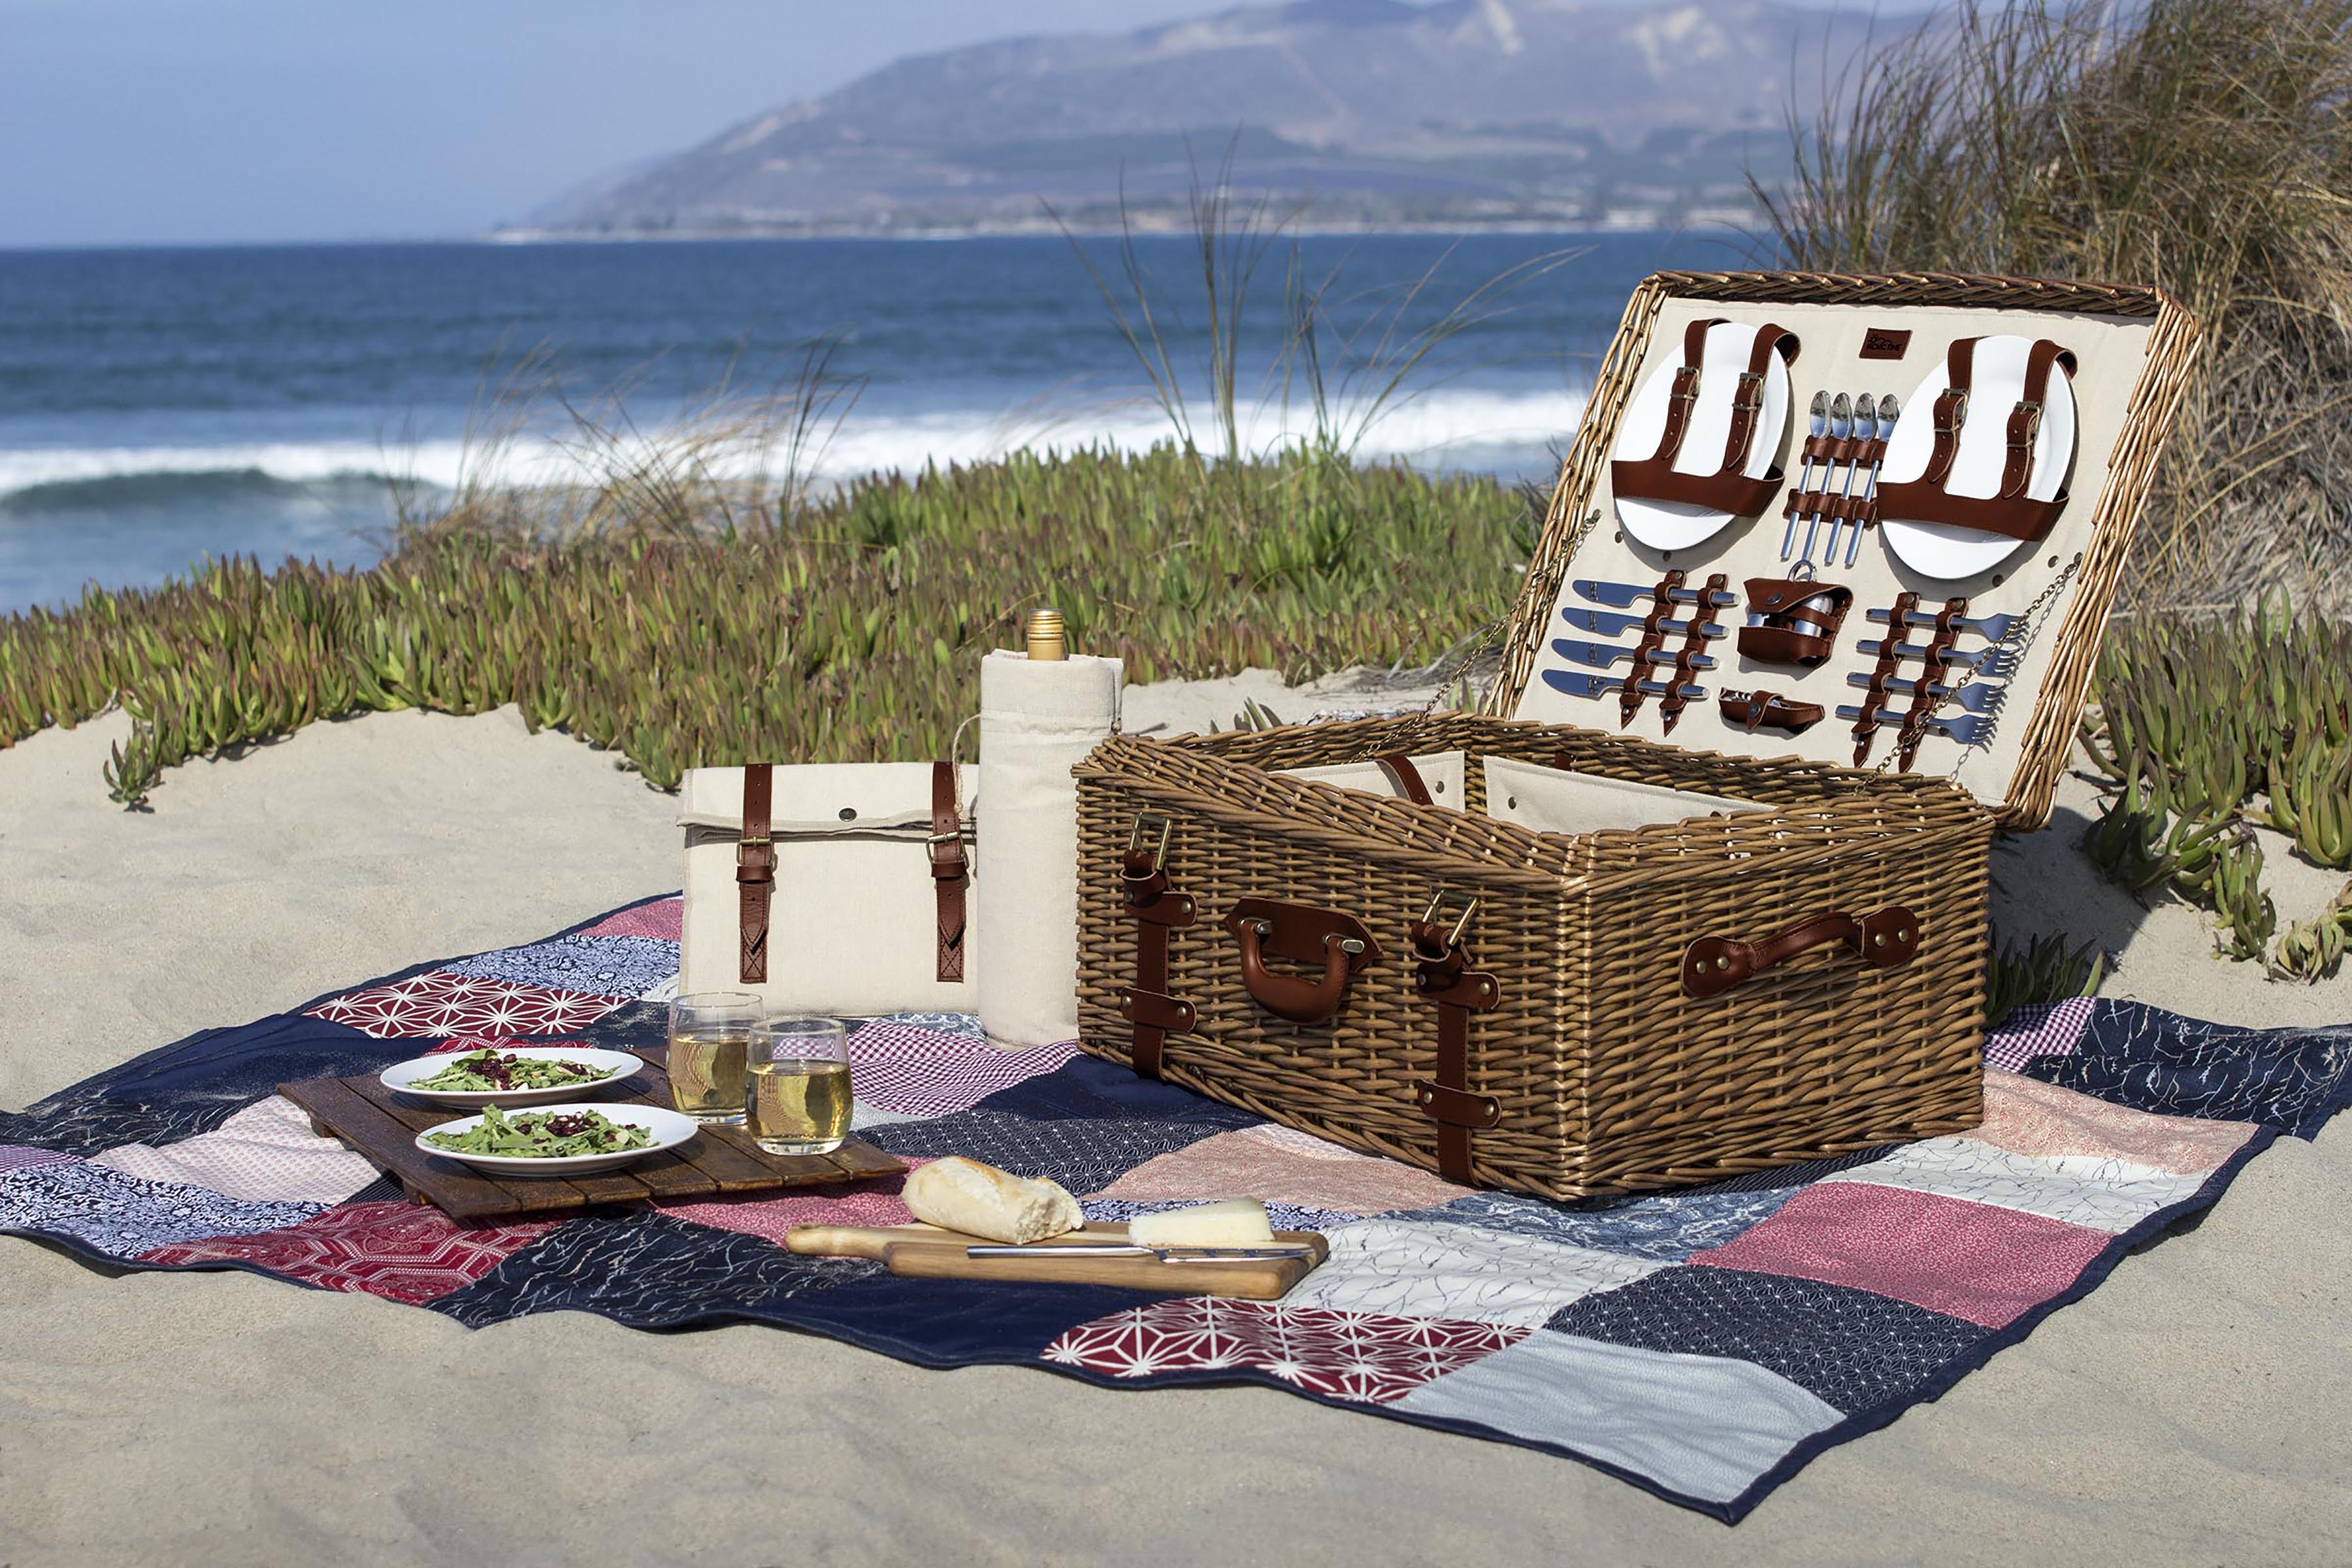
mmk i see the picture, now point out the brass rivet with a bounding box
[1715,955,1730,970]
[1872,932,1886,947]
[1898,929,1912,943]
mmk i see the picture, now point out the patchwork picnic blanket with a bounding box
[4,892,2348,1524]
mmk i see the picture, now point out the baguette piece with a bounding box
[1127,1200,1275,1249]
[901,1156,1082,1245]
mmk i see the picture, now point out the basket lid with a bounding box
[1486,270,2199,830]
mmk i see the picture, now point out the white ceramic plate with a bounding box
[1611,320,1792,552]
[379,1046,645,1109]
[1878,333,2078,581]
[414,1102,699,1177]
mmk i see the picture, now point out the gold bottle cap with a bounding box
[1024,607,1068,661]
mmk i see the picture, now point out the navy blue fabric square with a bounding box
[2031,1003,2352,1138]
[429,1211,877,1329]
[1547,1266,1991,1414]
[772,1271,1156,1365]
[1683,1145,1904,1194]
[975,1054,1260,1131]
[862,1107,1222,1196]
[442,935,677,999]
[0,1012,393,1154]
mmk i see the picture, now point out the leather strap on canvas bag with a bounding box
[1408,896,1501,1185]
[736,763,777,984]
[1115,818,1196,1079]
[928,759,969,983]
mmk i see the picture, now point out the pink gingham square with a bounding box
[846,1022,1079,1117]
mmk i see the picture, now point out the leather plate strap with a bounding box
[1116,838,1196,1079]
[1409,917,1501,1185]
[736,762,776,984]
[2001,338,2076,498]
[1647,317,1718,465]
[1925,337,1977,485]
[928,759,969,983]
[1720,321,1796,473]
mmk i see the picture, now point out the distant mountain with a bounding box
[515,0,1917,238]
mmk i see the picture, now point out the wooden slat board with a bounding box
[280,1047,904,1225]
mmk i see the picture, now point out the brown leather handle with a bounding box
[1682,906,1920,998]
[1223,898,1381,1025]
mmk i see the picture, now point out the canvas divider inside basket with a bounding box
[1275,750,1469,807]
[1482,754,1763,834]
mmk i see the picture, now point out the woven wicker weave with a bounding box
[1070,271,2197,1200]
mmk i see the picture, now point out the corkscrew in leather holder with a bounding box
[1737,578,1852,667]
[1719,689,1825,736]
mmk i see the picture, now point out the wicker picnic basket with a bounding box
[1071,271,2202,1200]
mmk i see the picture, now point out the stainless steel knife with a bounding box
[1573,578,1737,610]
[1543,668,1707,702]
[1558,606,1726,640]
[1552,636,1717,672]
[963,1243,1315,1263]
[1836,703,1993,745]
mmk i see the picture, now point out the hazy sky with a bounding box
[0,0,1903,249]
[0,0,1250,248]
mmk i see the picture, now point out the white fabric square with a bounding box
[1818,1134,2208,1233]
[91,1095,382,1205]
[1280,1219,1666,1327]
[1397,1332,1841,1505]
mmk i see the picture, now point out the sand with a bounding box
[3,687,2349,1566]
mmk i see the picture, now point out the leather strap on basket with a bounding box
[736,762,777,984]
[1618,570,1686,727]
[1610,321,1797,519]
[1850,591,1919,764]
[1683,906,1921,998]
[1408,897,1501,1185]
[928,759,969,983]
[1115,819,1196,1079]
[1658,571,1727,734]
[1895,598,1970,772]
[1373,753,1435,806]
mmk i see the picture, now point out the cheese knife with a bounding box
[1543,668,1707,702]
[1558,606,1726,640]
[965,1243,1315,1263]
[1573,578,1737,610]
[1552,636,1717,672]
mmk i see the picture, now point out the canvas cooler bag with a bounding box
[1070,270,2201,1201]
[679,762,977,1017]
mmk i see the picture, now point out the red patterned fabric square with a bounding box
[140,1199,559,1305]
[578,898,684,942]
[1690,1182,2110,1329]
[306,972,625,1039]
[650,1162,926,1245]
[1042,1297,1525,1403]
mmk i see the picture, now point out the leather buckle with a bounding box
[1668,365,1701,403]
[1126,812,1172,862]
[1419,889,1478,952]
[926,830,967,879]
[735,836,775,885]
[1936,388,1969,427]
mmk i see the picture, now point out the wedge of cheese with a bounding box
[1126,1200,1276,1249]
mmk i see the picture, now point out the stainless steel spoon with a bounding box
[1799,392,1852,563]
[1844,391,1901,567]
[1781,389,1831,561]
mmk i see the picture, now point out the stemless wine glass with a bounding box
[745,1016,852,1155]
[665,992,761,1124]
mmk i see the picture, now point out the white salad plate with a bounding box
[1611,319,1793,553]
[1878,333,2078,581]
[379,1046,645,1109]
[413,1102,700,1177]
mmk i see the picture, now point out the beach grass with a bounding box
[0,442,1526,803]
[1761,0,2352,610]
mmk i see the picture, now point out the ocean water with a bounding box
[0,231,1733,612]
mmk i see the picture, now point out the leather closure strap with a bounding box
[1373,753,1435,806]
[1718,689,1825,734]
[2001,338,2076,498]
[928,759,969,983]
[1115,832,1196,1079]
[736,762,777,984]
[1407,913,1501,1185]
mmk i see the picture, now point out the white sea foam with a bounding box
[0,385,1585,503]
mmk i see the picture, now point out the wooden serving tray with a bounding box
[784,1222,1328,1300]
[280,1047,904,1225]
